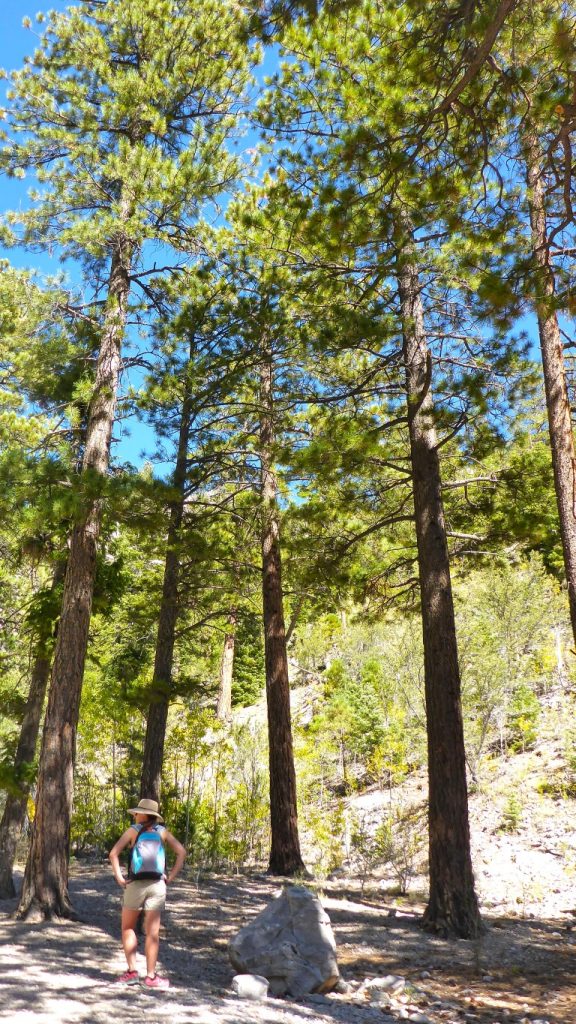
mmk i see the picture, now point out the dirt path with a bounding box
[0,866,574,1024]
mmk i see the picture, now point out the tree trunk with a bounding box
[260,348,305,876]
[139,372,193,802]
[216,610,237,722]
[16,232,133,921]
[0,560,67,899]
[524,131,576,647]
[395,212,482,938]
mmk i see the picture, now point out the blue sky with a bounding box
[1,0,69,278]
[1,1,61,71]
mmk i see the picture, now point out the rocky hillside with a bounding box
[345,692,576,923]
[238,679,576,921]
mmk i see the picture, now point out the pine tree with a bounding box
[394,209,481,936]
[1,0,256,920]
[137,274,245,796]
[259,325,305,874]
[0,265,99,897]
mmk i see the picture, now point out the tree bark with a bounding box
[0,559,67,899]
[260,347,305,876]
[216,610,237,723]
[16,230,133,921]
[139,369,193,802]
[524,131,576,647]
[395,211,482,938]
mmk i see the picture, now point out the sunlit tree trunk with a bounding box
[524,130,576,647]
[395,210,482,938]
[216,610,237,722]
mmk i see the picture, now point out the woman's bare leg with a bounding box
[144,909,162,977]
[121,908,141,971]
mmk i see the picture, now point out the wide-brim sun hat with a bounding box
[127,798,163,820]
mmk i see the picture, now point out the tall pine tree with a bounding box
[1,0,256,920]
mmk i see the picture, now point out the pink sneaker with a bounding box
[143,974,170,990]
[114,969,139,984]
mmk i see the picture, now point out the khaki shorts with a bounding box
[123,878,166,912]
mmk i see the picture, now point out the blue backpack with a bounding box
[130,822,166,880]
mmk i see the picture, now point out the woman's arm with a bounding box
[108,827,136,887]
[163,831,186,884]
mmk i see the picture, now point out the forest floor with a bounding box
[0,862,574,1024]
[1,734,575,1023]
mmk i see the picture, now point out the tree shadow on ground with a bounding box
[0,866,573,1024]
[318,882,575,1024]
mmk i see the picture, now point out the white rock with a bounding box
[231,973,269,1001]
[364,974,406,994]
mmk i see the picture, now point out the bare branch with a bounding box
[442,475,498,489]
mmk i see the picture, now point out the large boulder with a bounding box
[229,884,340,998]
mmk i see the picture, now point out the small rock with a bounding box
[369,991,392,1006]
[364,974,406,995]
[231,973,269,1001]
[333,977,351,993]
[419,970,432,979]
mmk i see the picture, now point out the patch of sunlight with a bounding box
[9,1005,81,1024]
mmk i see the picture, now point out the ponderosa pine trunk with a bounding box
[395,212,482,938]
[216,610,237,723]
[260,349,305,876]
[0,559,67,898]
[524,131,576,647]
[139,379,193,802]
[0,652,50,900]
[16,232,133,921]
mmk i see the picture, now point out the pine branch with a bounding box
[433,0,520,115]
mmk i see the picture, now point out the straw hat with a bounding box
[127,798,163,820]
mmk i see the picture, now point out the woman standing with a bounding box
[109,798,186,989]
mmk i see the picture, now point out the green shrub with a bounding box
[499,791,523,832]
[302,802,347,878]
[508,683,540,751]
